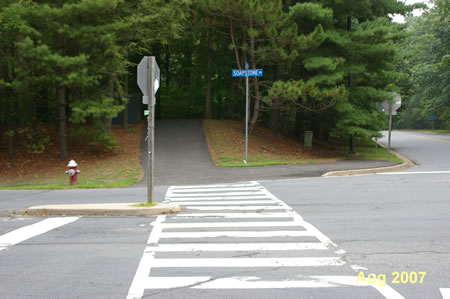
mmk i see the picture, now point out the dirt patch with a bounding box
[0,123,144,187]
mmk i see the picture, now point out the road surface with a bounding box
[0,128,449,298]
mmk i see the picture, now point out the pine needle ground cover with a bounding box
[0,124,144,190]
[204,120,402,167]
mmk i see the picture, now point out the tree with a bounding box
[397,2,450,129]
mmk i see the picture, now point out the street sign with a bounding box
[382,93,402,161]
[232,63,264,163]
[137,57,149,96]
[429,115,436,121]
[382,94,401,116]
[232,69,263,77]
[137,56,160,104]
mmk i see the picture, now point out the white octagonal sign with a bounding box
[137,56,149,96]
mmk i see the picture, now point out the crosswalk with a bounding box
[127,181,405,299]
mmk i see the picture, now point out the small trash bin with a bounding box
[304,131,313,148]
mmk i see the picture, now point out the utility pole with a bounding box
[347,15,355,154]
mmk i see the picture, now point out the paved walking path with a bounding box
[135,120,397,186]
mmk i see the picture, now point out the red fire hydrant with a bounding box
[65,160,80,185]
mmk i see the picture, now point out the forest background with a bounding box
[0,0,448,161]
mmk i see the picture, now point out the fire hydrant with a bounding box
[65,160,80,185]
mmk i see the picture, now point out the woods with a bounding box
[1,0,447,160]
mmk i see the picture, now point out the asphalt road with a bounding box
[0,127,449,299]
[378,130,450,171]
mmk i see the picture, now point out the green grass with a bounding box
[337,140,403,163]
[0,165,142,190]
[216,157,325,167]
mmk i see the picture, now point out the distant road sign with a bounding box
[137,57,149,96]
[232,69,263,77]
[137,56,160,104]
[429,115,436,120]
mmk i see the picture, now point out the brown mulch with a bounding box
[204,119,339,164]
[0,123,143,185]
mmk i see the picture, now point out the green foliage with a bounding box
[0,0,189,158]
[18,127,52,154]
[396,3,450,129]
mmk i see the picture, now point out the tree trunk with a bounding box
[122,74,129,129]
[347,15,355,154]
[248,15,262,134]
[294,110,304,137]
[269,64,284,133]
[229,16,241,69]
[205,25,213,119]
[7,62,15,159]
[58,86,68,160]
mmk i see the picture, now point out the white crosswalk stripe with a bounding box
[0,217,79,251]
[127,181,404,299]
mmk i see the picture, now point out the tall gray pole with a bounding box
[387,103,392,161]
[147,58,155,203]
[244,75,249,163]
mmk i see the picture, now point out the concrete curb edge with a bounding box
[322,143,416,177]
[26,202,181,216]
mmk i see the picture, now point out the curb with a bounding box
[26,202,181,216]
[322,145,416,177]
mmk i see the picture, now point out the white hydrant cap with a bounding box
[67,160,78,168]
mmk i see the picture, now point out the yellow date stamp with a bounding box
[356,271,426,287]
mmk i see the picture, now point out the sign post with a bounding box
[137,56,160,203]
[429,115,436,130]
[232,63,263,163]
[382,93,401,161]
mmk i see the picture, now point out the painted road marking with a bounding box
[397,132,450,144]
[379,171,450,175]
[159,230,314,239]
[0,217,79,251]
[160,221,306,228]
[171,187,263,193]
[171,199,276,205]
[146,242,328,252]
[172,212,294,219]
[128,215,165,299]
[167,182,259,189]
[169,195,269,201]
[138,275,403,298]
[151,257,344,268]
[184,205,283,210]
[441,288,450,299]
[169,191,266,197]
[144,276,338,289]
[128,182,404,299]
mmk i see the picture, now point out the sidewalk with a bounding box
[135,120,405,186]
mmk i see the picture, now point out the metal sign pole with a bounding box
[231,63,262,165]
[147,58,155,204]
[137,56,159,204]
[387,103,392,161]
[245,75,249,164]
